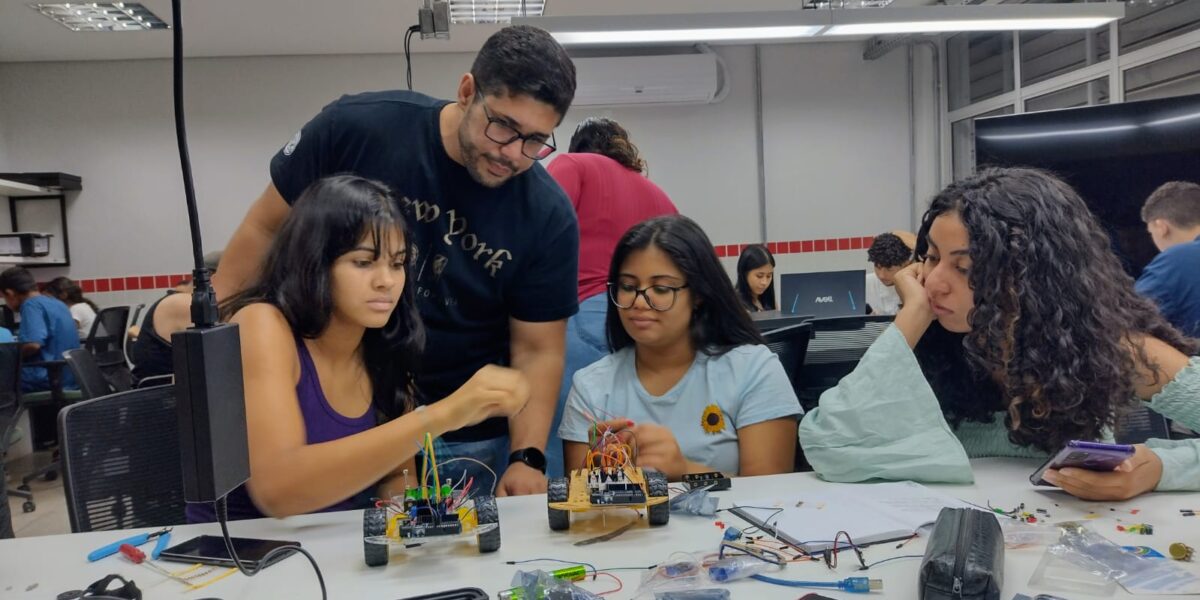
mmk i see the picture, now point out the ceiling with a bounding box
[0,0,926,63]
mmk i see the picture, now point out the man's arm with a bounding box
[212,183,292,300]
[19,342,41,359]
[496,317,566,496]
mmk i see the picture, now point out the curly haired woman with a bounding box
[800,168,1200,501]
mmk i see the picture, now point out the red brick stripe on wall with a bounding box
[50,237,875,293]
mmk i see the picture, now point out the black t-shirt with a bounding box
[270,90,579,441]
[130,292,178,382]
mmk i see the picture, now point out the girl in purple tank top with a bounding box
[187,175,528,523]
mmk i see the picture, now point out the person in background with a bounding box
[735,244,776,312]
[1136,181,1200,338]
[129,251,222,382]
[800,168,1200,501]
[864,231,916,316]
[544,117,677,477]
[559,216,800,480]
[44,277,99,341]
[0,267,80,392]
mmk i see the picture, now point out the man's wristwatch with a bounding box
[508,448,547,474]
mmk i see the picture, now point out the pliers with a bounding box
[87,527,172,562]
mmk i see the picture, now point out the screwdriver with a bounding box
[119,543,192,584]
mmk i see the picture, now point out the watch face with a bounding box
[511,448,546,471]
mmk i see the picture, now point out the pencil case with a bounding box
[918,507,1004,600]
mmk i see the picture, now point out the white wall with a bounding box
[0,42,935,307]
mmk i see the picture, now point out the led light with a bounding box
[29,2,168,31]
[825,16,1115,35]
[554,25,824,45]
[449,0,545,25]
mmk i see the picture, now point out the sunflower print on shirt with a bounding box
[701,404,726,434]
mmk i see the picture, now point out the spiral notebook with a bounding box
[727,481,973,553]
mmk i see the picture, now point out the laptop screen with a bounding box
[779,270,866,319]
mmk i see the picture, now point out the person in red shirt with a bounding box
[545,118,678,476]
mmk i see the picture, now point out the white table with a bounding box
[2,458,1197,599]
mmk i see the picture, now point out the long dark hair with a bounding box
[569,118,647,174]
[913,167,1197,452]
[734,244,776,311]
[222,175,425,421]
[44,277,99,313]
[606,215,763,355]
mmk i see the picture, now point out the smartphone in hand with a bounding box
[1030,440,1135,486]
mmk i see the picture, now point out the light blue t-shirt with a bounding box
[559,344,802,475]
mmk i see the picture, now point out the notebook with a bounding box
[727,481,974,553]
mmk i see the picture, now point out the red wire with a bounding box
[593,572,623,596]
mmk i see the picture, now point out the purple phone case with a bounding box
[1030,440,1135,486]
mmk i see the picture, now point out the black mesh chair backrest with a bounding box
[59,384,186,532]
[0,343,21,456]
[63,348,113,400]
[762,322,813,390]
[124,303,146,368]
[85,306,130,356]
[805,314,895,365]
[1115,405,1172,444]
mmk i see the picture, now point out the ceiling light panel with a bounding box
[449,0,545,25]
[30,2,169,32]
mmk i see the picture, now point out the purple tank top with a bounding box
[186,337,377,523]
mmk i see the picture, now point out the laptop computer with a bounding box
[779,270,866,319]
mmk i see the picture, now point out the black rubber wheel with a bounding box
[474,495,501,553]
[23,501,35,513]
[645,469,669,526]
[547,476,570,531]
[363,507,389,567]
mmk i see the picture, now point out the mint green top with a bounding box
[798,325,1200,491]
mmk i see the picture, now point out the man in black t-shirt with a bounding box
[214,26,578,496]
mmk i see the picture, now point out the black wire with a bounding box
[170,0,218,328]
[404,25,420,90]
[216,495,328,600]
[859,554,924,570]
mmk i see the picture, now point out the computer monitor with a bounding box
[779,270,866,319]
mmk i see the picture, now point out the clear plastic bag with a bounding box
[669,487,719,516]
[508,569,603,600]
[1046,523,1200,595]
[632,553,713,599]
[997,516,1064,548]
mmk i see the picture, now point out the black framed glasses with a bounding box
[475,90,557,160]
[607,281,689,312]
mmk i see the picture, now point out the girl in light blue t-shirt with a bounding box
[558,215,801,480]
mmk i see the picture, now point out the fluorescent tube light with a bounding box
[825,17,1116,35]
[824,4,1122,36]
[553,25,824,45]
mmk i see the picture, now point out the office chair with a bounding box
[64,348,116,400]
[84,306,134,392]
[762,323,815,472]
[796,314,894,411]
[761,322,813,391]
[1115,405,1172,445]
[0,343,35,514]
[59,384,186,532]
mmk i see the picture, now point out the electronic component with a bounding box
[683,472,731,491]
[587,468,647,505]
